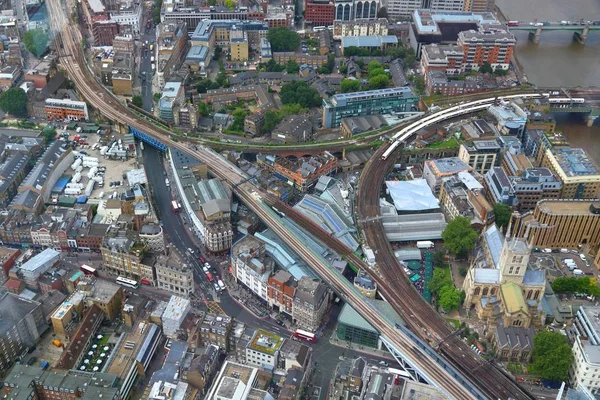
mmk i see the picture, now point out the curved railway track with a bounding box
[356,141,535,400]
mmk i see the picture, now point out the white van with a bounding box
[573,269,584,276]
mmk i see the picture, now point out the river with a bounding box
[495,0,600,164]
[496,0,600,88]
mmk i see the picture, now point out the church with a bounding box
[463,221,546,337]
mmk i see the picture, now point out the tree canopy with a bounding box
[23,29,48,57]
[285,60,300,74]
[340,79,361,93]
[267,28,300,52]
[442,216,478,257]
[428,268,452,294]
[530,331,573,381]
[262,104,306,134]
[479,62,493,74]
[369,74,389,90]
[493,203,512,228]
[438,285,463,311]
[552,276,600,297]
[0,88,28,117]
[280,81,321,108]
[41,126,57,143]
[131,95,143,108]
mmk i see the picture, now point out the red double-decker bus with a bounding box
[80,264,97,276]
[294,329,316,343]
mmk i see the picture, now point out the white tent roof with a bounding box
[386,179,439,211]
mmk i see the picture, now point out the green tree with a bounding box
[442,216,478,258]
[196,79,221,93]
[493,203,512,228]
[152,0,162,24]
[530,331,573,381]
[339,64,348,74]
[428,268,452,295]
[264,59,286,72]
[479,62,493,74]
[368,61,383,75]
[131,95,143,108]
[198,102,209,117]
[267,28,300,52]
[403,48,416,67]
[230,108,248,132]
[494,68,509,76]
[433,250,446,267]
[369,74,389,90]
[153,92,161,102]
[23,29,48,57]
[213,45,223,61]
[377,6,387,18]
[285,60,300,74]
[263,109,283,133]
[280,81,321,108]
[340,79,361,93]
[438,286,463,311]
[41,127,57,143]
[224,0,234,10]
[552,276,600,297]
[411,75,425,94]
[0,88,28,117]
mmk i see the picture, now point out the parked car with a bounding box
[542,248,552,253]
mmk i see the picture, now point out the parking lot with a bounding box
[62,130,140,200]
[531,248,595,281]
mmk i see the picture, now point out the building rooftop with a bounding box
[552,148,600,177]
[162,295,190,321]
[426,157,470,175]
[248,328,284,355]
[341,35,398,48]
[537,199,600,215]
[329,86,415,107]
[385,179,439,211]
[413,9,498,35]
[19,248,59,272]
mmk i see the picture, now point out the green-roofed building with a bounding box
[337,303,379,348]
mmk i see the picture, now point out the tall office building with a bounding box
[387,0,465,18]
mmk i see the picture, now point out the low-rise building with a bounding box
[158,81,185,122]
[205,361,272,400]
[156,249,194,297]
[341,35,398,55]
[353,271,377,298]
[439,171,492,225]
[492,325,535,362]
[101,237,155,284]
[200,313,233,351]
[423,157,471,195]
[246,328,285,370]
[139,223,166,253]
[271,115,313,143]
[232,235,274,301]
[570,306,600,393]
[268,270,296,316]
[333,18,388,40]
[156,20,188,89]
[258,152,338,192]
[16,248,60,288]
[162,295,191,338]
[0,292,47,372]
[458,140,502,175]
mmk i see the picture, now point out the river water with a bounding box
[495,0,600,165]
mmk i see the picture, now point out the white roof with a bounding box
[20,248,60,271]
[458,171,483,191]
[386,179,439,211]
[474,268,500,284]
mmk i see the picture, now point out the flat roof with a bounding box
[338,303,377,333]
[248,328,284,355]
[537,200,600,215]
[552,148,600,177]
[386,179,439,211]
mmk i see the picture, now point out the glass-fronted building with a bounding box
[336,303,380,348]
[321,87,418,128]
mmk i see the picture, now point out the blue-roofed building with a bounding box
[184,45,210,76]
[51,175,71,195]
[294,194,359,251]
[341,35,398,54]
[322,87,418,128]
[541,147,600,199]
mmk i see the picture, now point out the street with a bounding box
[142,145,398,399]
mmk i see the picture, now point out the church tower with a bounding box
[499,217,532,284]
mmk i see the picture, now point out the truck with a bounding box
[171,200,181,213]
[52,339,63,347]
[416,241,434,249]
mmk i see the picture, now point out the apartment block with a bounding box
[45,98,89,121]
[156,20,188,89]
[570,306,600,393]
[304,0,335,27]
[509,168,562,212]
[246,328,284,370]
[457,24,515,72]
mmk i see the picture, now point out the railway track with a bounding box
[355,141,535,400]
[47,1,532,396]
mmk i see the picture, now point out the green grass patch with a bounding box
[446,318,461,329]
[425,136,459,149]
